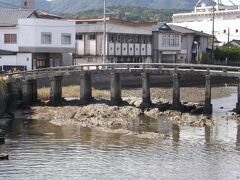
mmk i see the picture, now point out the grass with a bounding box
[38,85,110,101]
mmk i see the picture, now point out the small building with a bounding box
[0,9,75,71]
[73,18,154,64]
[152,23,210,63]
[225,39,240,47]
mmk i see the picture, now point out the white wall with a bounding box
[172,18,240,44]
[76,40,84,55]
[18,18,76,49]
[0,53,32,70]
[16,53,32,70]
[0,55,17,67]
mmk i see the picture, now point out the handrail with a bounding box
[5,63,240,79]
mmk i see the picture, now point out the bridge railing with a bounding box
[4,63,240,79]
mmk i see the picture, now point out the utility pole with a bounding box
[103,0,107,63]
[211,0,215,64]
[227,27,230,64]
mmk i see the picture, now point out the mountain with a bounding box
[0,0,208,13]
[64,6,190,22]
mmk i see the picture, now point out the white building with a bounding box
[172,0,240,44]
[73,18,154,64]
[0,9,75,71]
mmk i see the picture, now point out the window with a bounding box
[89,34,96,40]
[41,32,52,44]
[223,29,226,33]
[4,34,17,44]
[161,34,179,47]
[62,33,71,44]
[236,29,239,33]
[76,34,83,40]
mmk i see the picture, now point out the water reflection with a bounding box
[2,91,240,180]
[172,124,180,142]
[130,116,172,135]
[205,126,213,144]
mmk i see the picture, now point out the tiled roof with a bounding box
[0,9,38,26]
[169,25,210,37]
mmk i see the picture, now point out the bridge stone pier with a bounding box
[6,63,240,114]
[80,73,93,104]
[141,72,151,107]
[110,72,122,105]
[236,78,240,113]
[22,79,37,105]
[203,74,212,114]
[50,76,63,105]
[172,72,181,110]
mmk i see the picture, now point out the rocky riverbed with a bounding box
[14,86,235,139]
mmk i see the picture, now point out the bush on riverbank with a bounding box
[38,85,109,100]
[214,47,240,62]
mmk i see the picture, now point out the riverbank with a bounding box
[19,86,235,139]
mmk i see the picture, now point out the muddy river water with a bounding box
[0,91,240,180]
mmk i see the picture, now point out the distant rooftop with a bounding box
[0,9,62,27]
[0,9,38,26]
[71,17,156,26]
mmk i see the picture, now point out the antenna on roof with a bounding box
[21,0,35,9]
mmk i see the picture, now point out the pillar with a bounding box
[172,72,181,110]
[50,76,62,105]
[80,73,92,104]
[203,74,212,114]
[22,79,37,105]
[141,72,151,107]
[236,77,240,114]
[110,72,122,105]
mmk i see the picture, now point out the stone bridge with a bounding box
[6,63,240,114]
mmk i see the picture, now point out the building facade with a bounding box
[73,18,210,64]
[0,9,75,71]
[73,18,153,64]
[172,0,240,44]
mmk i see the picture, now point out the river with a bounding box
[0,91,240,180]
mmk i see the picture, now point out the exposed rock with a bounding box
[0,154,9,160]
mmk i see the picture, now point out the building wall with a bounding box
[0,53,32,70]
[0,55,17,67]
[172,16,240,44]
[17,53,32,70]
[18,18,76,52]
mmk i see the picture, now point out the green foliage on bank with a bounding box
[63,6,190,22]
[215,47,240,61]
